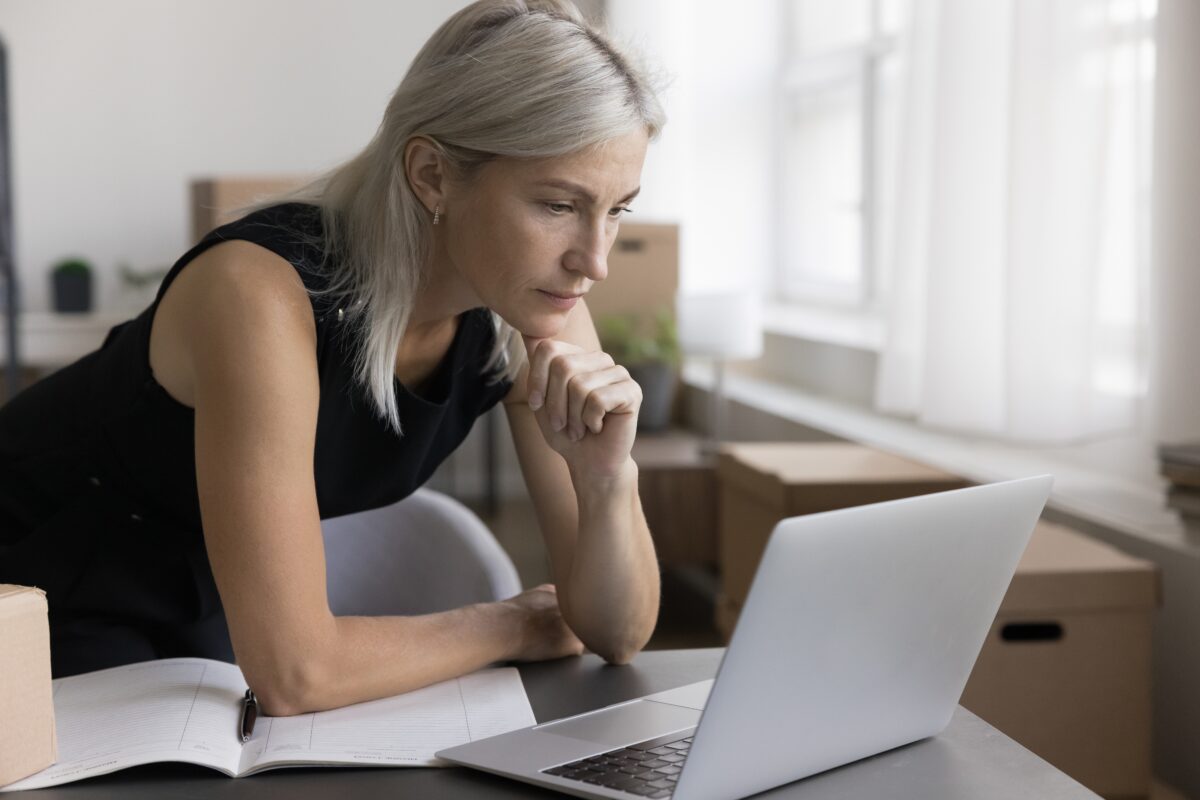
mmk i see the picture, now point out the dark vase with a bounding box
[628,361,677,432]
[52,271,92,313]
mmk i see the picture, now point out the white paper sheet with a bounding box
[2,657,535,791]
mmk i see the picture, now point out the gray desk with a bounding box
[19,649,1098,799]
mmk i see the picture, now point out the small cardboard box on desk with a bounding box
[961,520,1159,800]
[0,585,57,786]
[715,442,971,635]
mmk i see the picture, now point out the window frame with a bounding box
[775,0,901,312]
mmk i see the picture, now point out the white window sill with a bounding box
[682,361,1198,556]
[762,303,886,351]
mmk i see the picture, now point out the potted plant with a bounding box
[118,262,169,312]
[597,308,680,432]
[50,257,93,313]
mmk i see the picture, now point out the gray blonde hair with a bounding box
[262,0,664,434]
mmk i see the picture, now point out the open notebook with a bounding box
[2,657,534,791]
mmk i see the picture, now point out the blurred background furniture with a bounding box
[0,310,126,365]
[322,487,522,616]
[630,430,716,567]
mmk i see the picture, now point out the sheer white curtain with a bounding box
[876,0,1154,443]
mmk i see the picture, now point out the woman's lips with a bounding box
[537,290,581,310]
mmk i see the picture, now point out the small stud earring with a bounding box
[433,205,441,226]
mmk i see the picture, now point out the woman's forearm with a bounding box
[255,600,521,716]
[560,459,661,664]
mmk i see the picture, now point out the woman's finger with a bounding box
[524,338,579,412]
[543,350,613,435]
[580,378,642,436]
[521,336,551,410]
[567,364,630,437]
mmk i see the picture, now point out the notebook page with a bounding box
[1,658,248,791]
[240,667,534,773]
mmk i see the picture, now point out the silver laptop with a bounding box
[438,475,1053,800]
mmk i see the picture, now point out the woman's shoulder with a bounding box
[149,236,319,409]
[181,237,313,307]
[159,201,328,341]
[168,230,317,345]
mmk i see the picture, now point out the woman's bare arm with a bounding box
[153,242,579,716]
[502,300,660,664]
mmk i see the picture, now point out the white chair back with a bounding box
[322,488,522,616]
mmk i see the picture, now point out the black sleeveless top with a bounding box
[0,203,511,669]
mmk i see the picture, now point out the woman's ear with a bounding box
[403,136,447,215]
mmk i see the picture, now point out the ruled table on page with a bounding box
[241,667,535,771]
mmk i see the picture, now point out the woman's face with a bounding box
[442,129,649,339]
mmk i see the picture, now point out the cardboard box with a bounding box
[0,585,56,787]
[713,449,1157,798]
[190,176,309,244]
[715,502,1158,799]
[716,442,971,611]
[587,223,679,322]
[961,520,1158,800]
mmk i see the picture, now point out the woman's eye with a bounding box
[609,206,632,218]
[546,203,573,214]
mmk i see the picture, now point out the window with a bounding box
[778,0,906,308]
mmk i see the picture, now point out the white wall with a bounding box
[0,0,472,312]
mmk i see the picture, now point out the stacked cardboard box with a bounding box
[714,440,1159,800]
[715,442,971,634]
[961,521,1158,799]
[0,585,56,787]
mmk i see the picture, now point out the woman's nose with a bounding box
[564,219,609,281]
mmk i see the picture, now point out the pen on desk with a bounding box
[240,689,258,743]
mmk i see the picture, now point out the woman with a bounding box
[0,0,663,715]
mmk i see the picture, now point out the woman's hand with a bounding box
[522,336,641,480]
[501,584,585,662]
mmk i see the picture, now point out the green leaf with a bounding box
[596,307,680,367]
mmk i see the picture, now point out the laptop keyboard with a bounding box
[540,731,692,797]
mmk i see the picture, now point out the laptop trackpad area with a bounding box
[537,700,700,748]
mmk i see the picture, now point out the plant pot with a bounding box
[628,361,677,432]
[52,271,92,313]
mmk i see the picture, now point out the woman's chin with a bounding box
[502,309,569,341]
[521,322,566,341]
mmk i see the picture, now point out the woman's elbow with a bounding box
[601,645,641,666]
[245,654,329,717]
[236,621,338,716]
[596,623,655,666]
